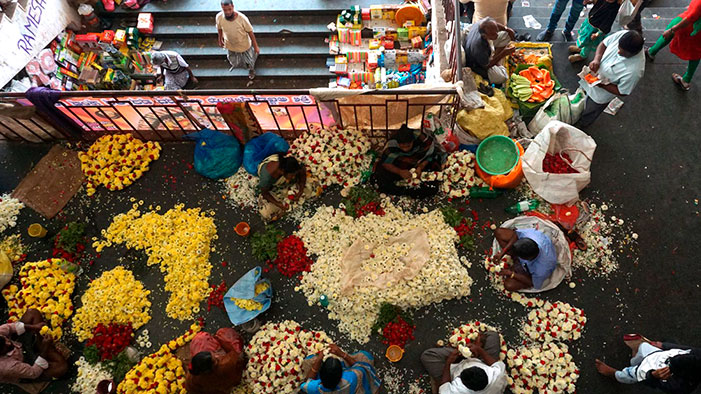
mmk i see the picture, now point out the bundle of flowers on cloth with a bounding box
[78,134,161,196]
[0,193,24,233]
[2,258,75,340]
[398,150,485,197]
[448,321,508,360]
[288,125,373,189]
[93,204,217,320]
[506,342,579,394]
[244,320,333,394]
[522,301,586,343]
[296,199,472,343]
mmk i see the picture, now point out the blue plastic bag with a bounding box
[224,266,273,325]
[242,132,290,175]
[183,128,242,179]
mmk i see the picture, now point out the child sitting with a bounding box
[568,0,624,63]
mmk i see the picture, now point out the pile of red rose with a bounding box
[87,323,134,361]
[381,316,415,347]
[267,235,314,278]
[206,280,227,311]
[542,152,578,174]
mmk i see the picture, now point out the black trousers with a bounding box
[575,97,608,128]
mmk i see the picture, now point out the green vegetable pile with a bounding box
[341,186,382,218]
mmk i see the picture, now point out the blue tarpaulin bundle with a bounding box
[242,132,289,175]
[183,128,242,179]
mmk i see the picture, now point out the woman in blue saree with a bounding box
[300,344,381,394]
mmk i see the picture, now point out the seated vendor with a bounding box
[300,344,381,394]
[373,124,446,198]
[257,153,311,221]
[184,328,245,394]
[493,227,557,291]
[464,17,516,85]
[0,309,68,386]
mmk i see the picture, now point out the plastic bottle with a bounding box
[505,199,540,214]
[469,187,502,199]
[319,294,330,307]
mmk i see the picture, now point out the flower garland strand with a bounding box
[94,205,217,320]
[522,302,586,343]
[2,258,75,340]
[448,321,508,361]
[506,342,579,394]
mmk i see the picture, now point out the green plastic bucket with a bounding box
[476,136,519,176]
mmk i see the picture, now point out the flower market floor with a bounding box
[2,45,701,394]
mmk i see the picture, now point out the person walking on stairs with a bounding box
[216,0,260,80]
[536,0,585,42]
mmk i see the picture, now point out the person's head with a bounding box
[319,358,343,389]
[0,335,12,355]
[395,124,417,152]
[220,0,235,19]
[618,31,644,57]
[513,237,539,260]
[190,351,214,375]
[277,154,302,181]
[479,17,499,41]
[459,367,489,391]
[150,51,166,66]
[670,353,701,381]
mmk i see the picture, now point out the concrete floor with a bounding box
[2,6,701,394]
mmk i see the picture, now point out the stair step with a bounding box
[509,5,684,19]
[109,0,378,16]
[506,16,671,32]
[159,36,329,58]
[189,57,331,79]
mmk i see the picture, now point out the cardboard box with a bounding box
[137,13,154,34]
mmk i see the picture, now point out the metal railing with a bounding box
[441,0,463,83]
[0,89,459,147]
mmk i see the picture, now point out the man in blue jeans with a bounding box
[536,0,585,42]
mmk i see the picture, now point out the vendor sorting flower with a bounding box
[421,332,508,394]
[300,344,381,394]
[257,153,311,221]
[184,327,246,394]
[492,227,557,291]
[0,309,68,389]
[372,124,446,198]
[150,50,198,90]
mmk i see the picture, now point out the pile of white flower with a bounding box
[224,168,260,209]
[572,202,633,276]
[448,321,508,360]
[289,126,372,188]
[244,320,333,394]
[522,302,586,343]
[506,343,579,394]
[297,200,472,343]
[397,151,484,197]
[71,357,112,394]
[0,194,23,233]
[482,255,545,308]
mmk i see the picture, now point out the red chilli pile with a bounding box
[542,153,578,174]
[268,235,314,278]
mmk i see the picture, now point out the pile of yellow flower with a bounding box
[232,282,269,311]
[0,234,25,263]
[72,266,152,342]
[117,322,202,394]
[78,134,161,196]
[94,204,217,320]
[1,258,75,340]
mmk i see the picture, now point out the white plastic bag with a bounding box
[617,0,643,27]
[522,121,596,205]
[528,89,587,134]
[491,216,572,293]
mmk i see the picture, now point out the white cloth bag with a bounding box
[527,88,588,134]
[522,121,597,205]
[617,0,644,27]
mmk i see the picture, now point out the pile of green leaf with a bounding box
[440,205,476,250]
[54,222,86,253]
[251,225,285,261]
[371,302,413,334]
[84,345,136,383]
[341,186,382,218]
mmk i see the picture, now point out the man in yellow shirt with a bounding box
[216,0,260,80]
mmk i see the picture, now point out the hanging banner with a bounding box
[0,0,80,88]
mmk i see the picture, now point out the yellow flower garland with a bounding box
[78,134,161,196]
[232,282,269,311]
[72,266,152,342]
[117,322,202,394]
[1,258,75,340]
[94,204,217,320]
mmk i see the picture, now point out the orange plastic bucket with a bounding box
[235,222,250,237]
[476,141,524,189]
[385,345,404,362]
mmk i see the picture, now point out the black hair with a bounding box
[459,367,489,391]
[619,31,644,55]
[320,358,343,389]
[190,351,214,375]
[670,353,701,381]
[277,153,302,174]
[478,17,497,33]
[513,238,539,260]
[395,124,416,144]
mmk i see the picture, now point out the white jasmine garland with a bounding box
[0,194,23,233]
[506,342,579,394]
[448,321,508,361]
[482,255,544,308]
[521,301,586,343]
[223,168,259,208]
[71,357,113,394]
[398,151,485,197]
[297,200,473,343]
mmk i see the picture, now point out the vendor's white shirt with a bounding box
[438,359,507,394]
[579,30,645,104]
[636,349,691,382]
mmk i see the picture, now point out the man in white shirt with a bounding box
[577,30,645,127]
[421,332,508,394]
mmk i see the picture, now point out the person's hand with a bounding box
[591,32,600,40]
[446,348,460,363]
[328,344,345,357]
[399,169,412,180]
[254,46,260,55]
[652,367,672,380]
[662,29,674,41]
[190,76,199,85]
[499,268,514,278]
[506,28,516,41]
[155,74,164,84]
[589,59,601,74]
[476,333,486,348]
[218,36,225,48]
[467,342,482,355]
[504,45,517,56]
[25,322,45,333]
[36,336,52,355]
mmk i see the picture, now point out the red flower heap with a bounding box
[87,323,134,361]
[381,316,415,347]
[269,235,314,277]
